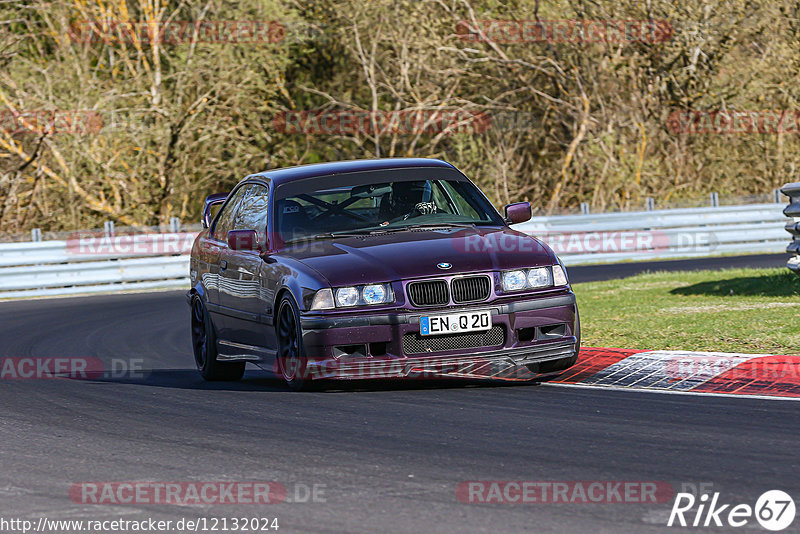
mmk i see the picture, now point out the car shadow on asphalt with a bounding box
[80,368,546,393]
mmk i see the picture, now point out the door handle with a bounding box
[220,260,228,271]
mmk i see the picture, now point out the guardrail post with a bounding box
[169,217,181,233]
[710,192,720,207]
[31,228,42,242]
[104,221,115,237]
[645,197,655,211]
[781,182,800,275]
[774,188,784,203]
[580,202,590,214]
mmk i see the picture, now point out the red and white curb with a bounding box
[550,347,800,401]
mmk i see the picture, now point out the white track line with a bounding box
[545,382,800,402]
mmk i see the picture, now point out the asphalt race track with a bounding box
[0,253,797,533]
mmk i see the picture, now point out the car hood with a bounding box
[277,226,558,287]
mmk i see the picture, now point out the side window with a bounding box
[234,184,269,243]
[212,186,248,240]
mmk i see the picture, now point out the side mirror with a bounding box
[202,193,228,228]
[504,202,532,224]
[227,229,259,252]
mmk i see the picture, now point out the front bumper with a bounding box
[298,292,578,381]
[303,340,576,381]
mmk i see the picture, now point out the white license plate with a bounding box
[420,310,491,336]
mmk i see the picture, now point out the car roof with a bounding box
[246,158,457,186]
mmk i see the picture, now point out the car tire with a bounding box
[275,294,309,391]
[191,295,246,381]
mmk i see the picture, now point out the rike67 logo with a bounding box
[668,490,795,531]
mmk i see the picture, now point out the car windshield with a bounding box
[276,176,503,244]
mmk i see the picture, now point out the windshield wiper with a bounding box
[285,224,477,244]
[284,231,371,245]
[370,222,476,234]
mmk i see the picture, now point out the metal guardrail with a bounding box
[0,202,791,299]
[514,203,790,265]
[0,233,194,299]
[781,182,800,273]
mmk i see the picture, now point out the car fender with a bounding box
[268,256,330,314]
[273,275,315,315]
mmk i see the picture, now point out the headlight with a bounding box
[318,284,394,308]
[553,264,568,286]
[502,270,527,291]
[502,265,568,292]
[335,287,360,307]
[527,267,552,288]
[362,284,388,305]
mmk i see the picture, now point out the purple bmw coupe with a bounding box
[188,158,579,390]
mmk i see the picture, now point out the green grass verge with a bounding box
[573,268,800,355]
